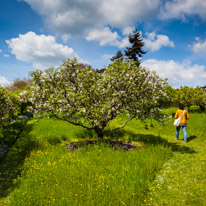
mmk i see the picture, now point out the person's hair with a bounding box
[179,103,184,110]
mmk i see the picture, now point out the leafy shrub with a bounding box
[0,116,28,158]
[0,86,20,128]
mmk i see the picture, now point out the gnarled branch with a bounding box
[104,117,133,133]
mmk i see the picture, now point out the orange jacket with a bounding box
[175,109,189,125]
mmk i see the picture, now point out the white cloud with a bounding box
[86,27,130,48]
[192,37,206,55]
[0,49,2,53]
[4,54,10,58]
[86,27,119,46]
[23,0,161,38]
[115,37,130,48]
[160,0,206,20]
[144,32,174,51]
[142,59,206,87]
[6,31,78,69]
[122,26,135,36]
[102,54,113,60]
[0,76,10,87]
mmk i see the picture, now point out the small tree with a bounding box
[22,58,169,138]
[6,78,32,91]
[124,29,146,67]
[111,50,124,62]
[159,85,175,107]
[193,87,206,112]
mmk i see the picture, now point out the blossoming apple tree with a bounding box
[21,58,169,138]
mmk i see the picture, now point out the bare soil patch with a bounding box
[67,139,137,151]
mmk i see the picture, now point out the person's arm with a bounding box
[175,110,179,119]
[186,112,189,119]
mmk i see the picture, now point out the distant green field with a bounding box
[0,107,205,205]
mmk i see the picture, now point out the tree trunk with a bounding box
[200,105,205,112]
[94,126,104,139]
[98,133,104,139]
[188,105,190,113]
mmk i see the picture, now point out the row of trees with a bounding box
[172,86,206,112]
[2,77,205,121]
[1,63,205,139]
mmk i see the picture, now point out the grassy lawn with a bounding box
[0,108,205,205]
[143,109,206,206]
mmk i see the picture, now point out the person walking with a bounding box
[174,103,189,143]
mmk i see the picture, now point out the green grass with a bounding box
[4,144,171,206]
[0,108,206,205]
[142,109,206,206]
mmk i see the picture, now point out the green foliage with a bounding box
[175,86,206,112]
[0,116,27,150]
[0,86,27,158]
[175,86,194,110]
[164,85,176,106]
[0,86,20,129]
[193,87,206,111]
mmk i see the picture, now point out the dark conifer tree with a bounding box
[110,50,124,62]
[124,28,146,67]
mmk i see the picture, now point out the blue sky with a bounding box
[0,0,206,88]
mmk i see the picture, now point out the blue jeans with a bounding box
[176,125,187,141]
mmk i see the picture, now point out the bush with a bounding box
[0,116,28,159]
[0,86,20,128]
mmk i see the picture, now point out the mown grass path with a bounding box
[141,110,206,205]
[145,151,206,205]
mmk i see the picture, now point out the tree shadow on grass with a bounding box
[66,127,197,154]
[106,129,197,154]
[0,123,39,199]
[74,129,97,140]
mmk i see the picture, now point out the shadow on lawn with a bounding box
[0,123,38,199]
[106,129,197,154]
[187,135,197,142]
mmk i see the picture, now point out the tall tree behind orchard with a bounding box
[111,28,146,66]
[124,28,146,67]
